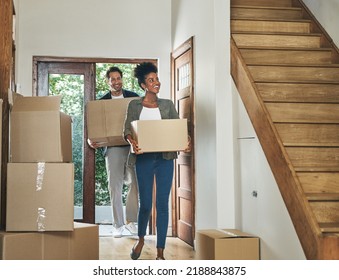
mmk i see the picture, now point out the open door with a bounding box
[171,37,195,246]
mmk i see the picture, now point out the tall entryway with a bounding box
[171,37,196,246]
[33,57,153,224]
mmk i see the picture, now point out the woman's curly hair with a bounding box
[134,62,158,89]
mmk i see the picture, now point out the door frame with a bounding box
[171,37,196,244]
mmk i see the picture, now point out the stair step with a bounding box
[287,147,339,171]
[276,123,339,147]
[319,223,339,233]
[231,19,312,33]
[310,201,339,223]
[257,83,339,103]
[297,172,339,193]
[232,0,293,7]
[249,65,339,82]
[267,103,339,123]
[306,193,339,201]
[231,6,303,20]
[296,167,339,172]
[240,48,333,65]
[232,33,323,48]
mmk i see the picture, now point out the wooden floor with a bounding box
[99,235,196,260]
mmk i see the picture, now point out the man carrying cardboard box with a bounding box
[88,66,139,238]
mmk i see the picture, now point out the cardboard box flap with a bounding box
[199,229,256,239]
[219,229,256,238]
[8,89,23,108]
[12,95,61,112]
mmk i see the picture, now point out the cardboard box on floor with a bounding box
[0,222,99,260]
[196,229,260,260]
[6,163,74,232]
[86,97,138,147]
[10,95,72,163]
[131,119,188,153]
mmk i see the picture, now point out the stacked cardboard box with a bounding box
[0,222,99,260]
[6,163,74,231]
[2,94,99,259]
[10,95,72,163]
[7,95,74,231]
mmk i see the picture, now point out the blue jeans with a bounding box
[135,152,174,249]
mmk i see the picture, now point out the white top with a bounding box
[111,93,124,99]
[139,107,162,120]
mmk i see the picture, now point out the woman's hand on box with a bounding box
[127,135,143,154]
[184,135,191,153]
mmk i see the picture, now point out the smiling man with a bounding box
[88,66,139,238]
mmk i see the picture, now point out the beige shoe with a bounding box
[125,222,137,235]
[112,226,124,238]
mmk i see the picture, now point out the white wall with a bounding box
[303,0,339,47]
[16,0,171,98]
[232,81,305,260]
[171,0,234,230]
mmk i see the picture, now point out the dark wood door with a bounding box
[35,61,96,223]
[171,37,195,246]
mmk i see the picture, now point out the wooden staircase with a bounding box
[231,0,339,259]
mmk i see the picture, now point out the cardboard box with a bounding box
[86,97,138,147]
[6,163,74,231]
[196,229,260,260]
[131,119,188,153]
[0,222,99,260]
[10,95,72,162]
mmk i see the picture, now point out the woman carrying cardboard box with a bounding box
[124,62,190,260]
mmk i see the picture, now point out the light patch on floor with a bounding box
[99,224,136,237]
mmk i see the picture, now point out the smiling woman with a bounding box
[123,62,189,260]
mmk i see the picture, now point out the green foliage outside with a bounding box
[49,63,143,207]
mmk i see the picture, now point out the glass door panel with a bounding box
[49,74,85,220]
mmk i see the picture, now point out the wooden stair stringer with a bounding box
[231,38,322,259]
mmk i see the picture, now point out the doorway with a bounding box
[171,37,196,246]
[33,57,154,223]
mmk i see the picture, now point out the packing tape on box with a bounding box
[217,229,239,237]
[36,162,46,191]
[37,207,46,232]
[36,162,46,231]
